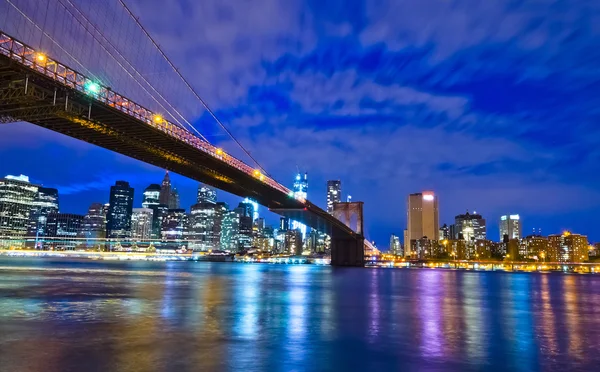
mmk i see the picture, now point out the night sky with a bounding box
[1,0,599,246]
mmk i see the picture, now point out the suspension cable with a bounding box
[57,0,208,141]
[5,0,100,81]
[117,0,270,175]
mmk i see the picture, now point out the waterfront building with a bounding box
[131,208,154,240]
[454,211,486,241]
[188,197,226,250]
[221,210,240,251]
[500,214,522,241]
[405,191,439,257]
[46,213,84,250]
[235,202,253,250]
[520,235,549,260]
[285,229,303,255]
[27,186,59,248]
[548,232,589,263]
[327,180,341,213]
[106,181,134,239]
[389,234,401,256]
[0,175,39,240]
[78,202,106,249]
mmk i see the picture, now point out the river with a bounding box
[0,257,599,371]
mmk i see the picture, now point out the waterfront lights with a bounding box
[85,81,100,94]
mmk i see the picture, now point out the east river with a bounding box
[0,257,599,371]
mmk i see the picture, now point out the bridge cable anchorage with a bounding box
[4,0,101,81]
[56,0,207,141]
[117,0,272,177]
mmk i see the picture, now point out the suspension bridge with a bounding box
[0,0,365,266]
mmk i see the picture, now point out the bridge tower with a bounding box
[331,202,365,267]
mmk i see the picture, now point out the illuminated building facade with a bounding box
[79,202,106,248]
[46,213,84,250]
[159,171,171,206]
[0,175,38,239]
[285,229,303,255]
[131,208,154,240]
[291,172,308,238]
[142,184,161,208]
[500,214,521,241]
[161,209,187,243]
[188,198,226,251]
[27,186,59,248]
[520,235,549,260]
[453,211,486,241]
[548,232,589,263]
[405,191,439,257]
[221,210,240,251]
[327,180,341,213]
[106,181,134,239]
[197,184,217,204]
[389,234,402,256]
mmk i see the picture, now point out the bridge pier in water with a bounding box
[331,231,365,267]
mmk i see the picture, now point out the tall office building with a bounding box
[291,172,308,238]
[499,215,521,241]
[27,186,59,247]
[106,181,134,239]
[159,171,171,206]
[453,211,486,241]
[142,184,161,208]
[243,198,259,221]
[188,199,226,251]
[131,208,154,240]
[389,234,402,256]
[0,174,39,239]
[327,180,341,213]
[161,209,187,241]
[46,213,84,250]
[79,202,106,248]
[221,209,240,251]
[405,191,439,257]
[234,202,254,250]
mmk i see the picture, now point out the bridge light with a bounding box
[36,53,46,62]
[253,170,260,177]
[259,174,265,181]
[216,148,223,155]
[153,115,163,123]
[288,191,294,197]
[85,81,100,94]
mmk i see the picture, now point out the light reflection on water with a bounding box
[0,257,599,372]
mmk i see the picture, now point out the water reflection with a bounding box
[1,258,600,371]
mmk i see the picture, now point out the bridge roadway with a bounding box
[0,32,364,266]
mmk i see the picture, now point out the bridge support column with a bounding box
[331,231,364,267]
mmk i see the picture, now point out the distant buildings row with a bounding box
[390,191,595,263]
[0,172,337,254]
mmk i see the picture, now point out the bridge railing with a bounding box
[0,32,295,198]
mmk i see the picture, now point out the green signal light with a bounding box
[85,81,100,94]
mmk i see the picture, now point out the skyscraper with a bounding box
[327,180,341,213]
[548,232,588,263]
[131,208,154,240]
[221,209,240,251]
[106,181,134,239]
[161,209,187,242]
[234,202,254,250]
[46,213,84,250]
[405,191,439,257]
[454,211,486,241]
[0,174,38,239]
[27,186,59,248]
[142,184,161,208]
[79,202,106,249]
[499,214,521,241]
[188,197,226,251]
[159,171,171,206]
[389,234,401,256]
[291,172,308,238]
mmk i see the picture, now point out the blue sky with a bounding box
[1,0,599,245]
